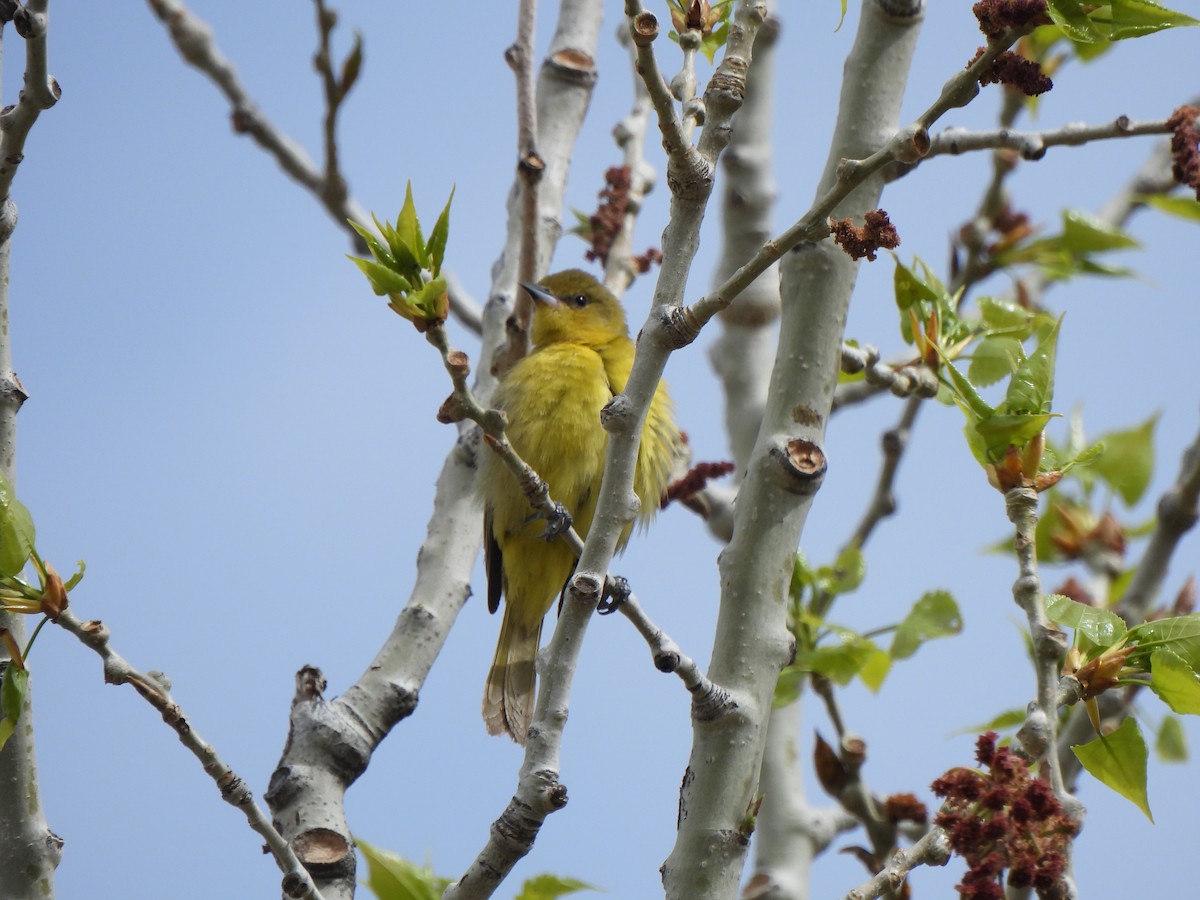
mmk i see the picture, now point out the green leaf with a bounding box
[978,296,1033,333]
[1003,315,1061,416]
[1128,614,1200,671]
[941,359,995,423]
[790,552,814,601]
[1148,649,1200,714]
[412,276,448,320]
[0,472,35,578]
[793,629,880,685]
[1072,716,1152,821]
[0,663,28,751]
[425,186,456,274]
[357,839,449,900]
[858,647,892,693]
[836,0,848,31]
[349,219,396,267]
[1092,414,1157,505]
[1155,714,1188,762]
[819,543,865,596]
[396,182,428,267]
[1098,0,1200,39]
[1138,193,1200,223]
[1045,593,1127,649]
[1059,209,1140,254]
[773,666,805,708]
[891,590,963,660]
[63,560,87,593]
[347,256,413,297]
[892,256,940,312]
[1047,0,1105,42]
[968,336,1023,388]
[975,412,1054,459]
[514,874,598,900]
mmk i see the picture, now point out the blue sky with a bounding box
[9,2,1200,898]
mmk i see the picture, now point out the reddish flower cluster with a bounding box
[974,49,1053,96]
[884,792,929,825]
[830,209,900,262]
[1167,105,1200,201]
[931,733,1077,899]
[582,165,663,274]
[972,0,1051,40]
[662,460,735,508]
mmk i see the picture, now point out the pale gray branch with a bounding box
[0,2,62,893]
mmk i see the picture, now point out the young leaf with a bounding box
[968,336,1023,388]
[1099,0,1200,39]
[892,256,940,311]
[357,839,449,900]
[0,663,29,751]
[858,647,892,693]
[348,219,396,268]
[1059,209,1140,254]
[347,256,413,298]
[1155,715,1187,762]
[890,590,963,660]
[1091,414,1157,505]
[1045,593,1127,649]
[0,473,35,578]
[1148,649,1200,714]
[425,185,455,274]
[514,874,598,900]
[1072,715,1152,821]
[1004,315,1061,416]
[1128,615,1200,670]
[793,629,880,685]
[1047,0,1105,42]
[773,666,805,708]
[1138,193,1200,223]
[396,182,428,267]
[975,412,1054,459]
[978,296,1033,333]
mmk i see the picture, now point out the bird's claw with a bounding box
[597,575,631,615]
[540,502,573,541]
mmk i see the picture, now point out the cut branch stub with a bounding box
[769,438,827,495]
[631,11,659,46]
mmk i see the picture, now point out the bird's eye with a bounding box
[566,293,589,308]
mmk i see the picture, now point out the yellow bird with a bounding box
[479,269,683,743]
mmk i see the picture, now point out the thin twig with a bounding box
[679,25,1077,335]
[841,826,952,900]
[52,609,325,900]
[616,590,723,702]
[923,116,1170,164]
[144,0,369,247]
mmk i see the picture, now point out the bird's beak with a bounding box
[519,280,559,307]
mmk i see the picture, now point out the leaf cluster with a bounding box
[1046,593,1200,819]
[348,182,454,330]
[666,0,732,64]
[774,549,962,704]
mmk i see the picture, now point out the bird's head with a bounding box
[520,270,630,349]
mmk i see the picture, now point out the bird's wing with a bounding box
[484,506,504,614]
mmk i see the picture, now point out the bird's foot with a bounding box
[540,502,573,540]
[597,575,631,615]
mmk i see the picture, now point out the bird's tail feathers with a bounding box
[483,610,542,744]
